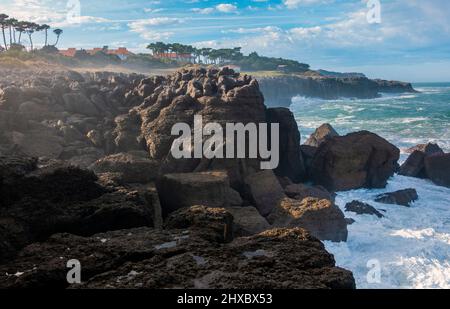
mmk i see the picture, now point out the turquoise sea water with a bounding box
[291,83,450,289]
[291,83,450,155]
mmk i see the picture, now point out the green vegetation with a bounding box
[146,42,310,73]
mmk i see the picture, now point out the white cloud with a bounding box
[128,17,184,41]
[216,4,238,13]
[191,3,238,14]
[191,8,215,14]
[283,0,330,9]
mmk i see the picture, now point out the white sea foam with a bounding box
[324,175,450,289]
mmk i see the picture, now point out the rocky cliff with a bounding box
[258,75,417,107]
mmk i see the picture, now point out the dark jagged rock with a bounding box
[424,153,450,188]
[266,108,306,182]
[375,189,418,207]
[0,160,158,263]
[310,131,400,191]
[345,201,384,218]
[0,227,355,289]
[399,143,443,178]
[305,123,339,147]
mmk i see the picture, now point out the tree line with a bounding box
[147,42,243,65]
[0,13,63,51]
[146,41,310,72]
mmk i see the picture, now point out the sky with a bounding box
[1,0,450,82]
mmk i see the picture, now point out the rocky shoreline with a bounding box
[258,75,417,107]
[0,66,447,289]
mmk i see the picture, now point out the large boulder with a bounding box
[244,170,285,217]
[399,143,443,178]
[156,171,242,216]
[266,108,306,182]
[310,131,400,191]
[268,197,348,242]
[424,153,450,188]
[305,123,339,147]
[90,152,159,184]
[0,227,355,289]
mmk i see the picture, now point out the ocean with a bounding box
[290,83,450,289]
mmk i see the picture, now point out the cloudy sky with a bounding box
[1,0,450,82]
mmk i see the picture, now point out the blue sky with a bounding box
[1,0,450,82]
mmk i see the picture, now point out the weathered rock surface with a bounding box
[266,108,306,182]
[164,205,234,243]
[157,171,242,216]
[375,189,418,207]
[345,201,384,218]
[310,131,400,191]
[227,206,271,237]
[244,170,285,217]
[89,152,159,184]
[0,157,158,262]
[0,227,355,289]
[424,153,450,188]
[305,123,339,147]
[268,197,348,242]
[284,183,335,202]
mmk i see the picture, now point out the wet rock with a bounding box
[268,197,348,242]
[345,201,384,218]
[305,123,339,147]
[424,153,450,188]
[375,189,418,207]
[310,131,400,191]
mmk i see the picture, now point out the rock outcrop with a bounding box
[375,189,418,207]
[399,143,443,178]
[0,226,355,289]
[424,153,450,188]
[345,201,384,218]
[0,158,159,263]
[305,123,339,147]
[258,75,417,107]
[310,131,400,191]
